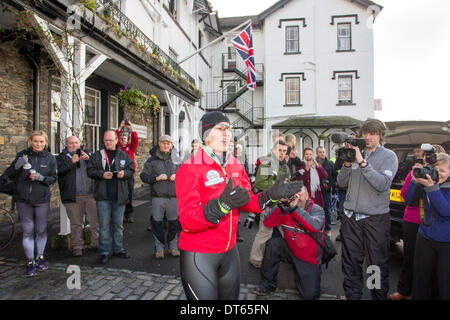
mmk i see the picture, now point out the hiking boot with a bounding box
[26,261,37,277]
[35,255,48,271]
[253,286,275,296]
[73,249,83,257]
[155,251,164,259]
[168,249,180,257]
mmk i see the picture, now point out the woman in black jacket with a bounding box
[9,131,57,276]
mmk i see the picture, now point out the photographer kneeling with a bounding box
[253,185,325,299]
[405,152,450,300]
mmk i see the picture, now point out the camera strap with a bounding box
[419,195,434,226]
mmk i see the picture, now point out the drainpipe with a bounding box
[21,45,41,130]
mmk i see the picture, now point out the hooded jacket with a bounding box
[264,199,325,265]
[405,180,450,242]
[140,148,181,198]
[10,148,57,204]
[175,146,262,253]
[86,146,135,205]
[254,152,291,193]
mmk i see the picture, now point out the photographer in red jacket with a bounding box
[253,184,325,299]
[175,111,303,300]
[115,120,138,223]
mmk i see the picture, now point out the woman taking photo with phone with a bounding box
[8,131,57,276]
[175,111,303,300]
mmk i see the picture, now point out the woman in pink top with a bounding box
[389,170,420,300]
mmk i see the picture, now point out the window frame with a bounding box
[337,74,354,105]
[336,22,353,52]
[84,86,102,152]
[284,77,301,106]
[285,25,300,54]
[110,95,119,130]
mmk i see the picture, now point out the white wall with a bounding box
[263,0,375,120]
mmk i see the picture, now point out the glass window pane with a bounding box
[110,95,119,129]
[286,26,299,52]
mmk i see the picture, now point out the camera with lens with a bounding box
[279,195,295,207]
[331,132,367,162]
[76,148,82,156]
[125,119,130,126]
[412,144,439,183]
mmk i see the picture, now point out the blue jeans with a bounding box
[96,200,125,256]
[323,192,332,231]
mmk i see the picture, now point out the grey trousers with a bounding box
[151,197,179,252]
[64,194,99,250]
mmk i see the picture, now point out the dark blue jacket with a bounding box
[10,148,57,204]
[405,181,450,242]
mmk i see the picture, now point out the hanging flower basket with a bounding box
[117,86,161,115]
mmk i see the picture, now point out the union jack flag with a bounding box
[231,24,256,90]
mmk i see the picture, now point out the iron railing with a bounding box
[222,53,264,82]
[97,0,196,86]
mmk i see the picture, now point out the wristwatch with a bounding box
[358,159,367,167]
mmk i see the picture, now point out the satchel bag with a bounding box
[291,204,337,268]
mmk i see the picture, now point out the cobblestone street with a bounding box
[0,257,344,300]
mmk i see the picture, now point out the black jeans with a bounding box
[412,233,450,300]
[260,237,321,300]
[341,213,390,300]
[396,221,419,296]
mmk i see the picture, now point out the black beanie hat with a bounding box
[199,111,230,141]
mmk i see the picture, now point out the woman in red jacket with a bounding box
[175,111,302,300]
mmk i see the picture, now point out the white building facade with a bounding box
[207,0,382,168]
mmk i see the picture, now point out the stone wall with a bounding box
[0,41,60,219]
[122,108,155,195]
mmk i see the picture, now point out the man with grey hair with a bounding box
[87,130,135,264]
[56,136,98,257]
[140,134,181,259]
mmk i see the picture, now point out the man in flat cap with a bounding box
[140,135,181,259]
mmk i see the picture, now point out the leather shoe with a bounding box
[100,255,109,264]
[389,292,410,300]
[113,251,131,259]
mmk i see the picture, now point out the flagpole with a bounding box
[178,19,252,64]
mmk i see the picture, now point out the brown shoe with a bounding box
[155,251,164,259]
[389,292,410,300]
[168,249,180,257]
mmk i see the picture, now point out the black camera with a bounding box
[279,195,295,207]
[421,144,437,165]
[76,148,82,156]
[331,132,367,162]
[412,144,439,183]
[243,212,256,229]
[125,119,130,126]
[413,165,439,183]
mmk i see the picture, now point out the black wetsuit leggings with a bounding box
[180,245,241,300]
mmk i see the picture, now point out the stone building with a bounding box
[0,0,220,227]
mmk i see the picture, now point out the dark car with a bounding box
[384,120,450,245]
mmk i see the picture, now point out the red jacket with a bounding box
[264,200,325,265]
[116,130,138,169]
[175,147,262,253]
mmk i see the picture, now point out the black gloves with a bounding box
[258,173,303,210]
[203,178,250,225]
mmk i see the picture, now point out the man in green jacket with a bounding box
[249,139,290,268]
